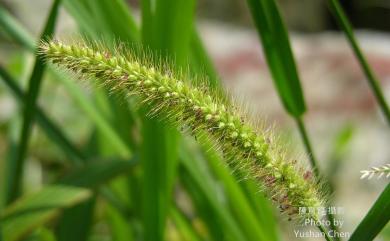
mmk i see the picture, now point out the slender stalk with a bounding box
[328,0,390,126]
[295,117,319,178]
[317,224,333,241]
[327,212,340,241]
[6,0,62,204]
[296,117,341,241]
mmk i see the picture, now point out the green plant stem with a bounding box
[318,224,333,241]
[327,212,340,241]
[328,0,390,126]
[295,117,319,178]
[0,66,85,165]
[6,0,62,204]
[0,225,3,241]
[296,117,340,241]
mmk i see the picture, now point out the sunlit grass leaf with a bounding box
[0,185,91,241]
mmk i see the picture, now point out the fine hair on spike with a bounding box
[39,39,327,222]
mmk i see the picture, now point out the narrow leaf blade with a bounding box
[1,185,91,241]
[348,183,390,241]
[246,0,306,116]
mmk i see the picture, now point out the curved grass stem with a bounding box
[328,0,390,126]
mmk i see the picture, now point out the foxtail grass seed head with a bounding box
[360,163,390,179]
[40,40,325,222]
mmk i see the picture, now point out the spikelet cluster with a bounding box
[40,40,324,221]
[360,163,390,179]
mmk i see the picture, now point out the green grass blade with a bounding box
[328,0,390,126]
[0,65,134,241]
[245,1,337,236]
[64,0,138,157]
[66,1,138,147]
[0,7,35,51]
[141,0,153,46]
[179,173,225,240]
[55,198,96,241]
[106,204,135,241]
[0,185,91,241]
[62,1,97,38]
[246,0,305,116]
[348,183,390,241]
[140,1,196,240]
[140,121,178,241]
[54,71,132,158]
[6,0,62,204]
[245,0,322,173]
[27,228,57,241]
[56,157,136,241]
[171,206,202,241]
[0,9,134,163]
[0,66,85,165]
[189,31,220,90]
[296,118,320,177]
[179,148,247,241]
[64,0,139,42]
[199,136,274,241]
[0,64,135,241]
[241,180,279,241]
[153,0,196,61]
[58,159,137,187]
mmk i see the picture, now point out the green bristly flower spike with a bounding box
[40,40,325,222]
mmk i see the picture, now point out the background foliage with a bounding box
[0,0,389,241]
